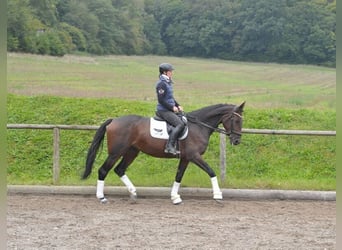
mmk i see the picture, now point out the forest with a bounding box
[7,0,336,66]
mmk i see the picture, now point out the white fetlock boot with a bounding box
[129,188,137,202]
[171,194,182,205]
[211,177,223,200]
[120,175,137,201]
[96,180,108,204]
[171,181,182,205]
[213,191,223,200]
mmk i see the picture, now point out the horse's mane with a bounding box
[187,103,234,119]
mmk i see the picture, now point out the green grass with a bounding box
[6,53,336,190]
[7,53,336,109]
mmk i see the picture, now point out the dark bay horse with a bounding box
[82,102,245,204]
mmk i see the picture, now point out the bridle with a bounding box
[186,111,243,136]
[225,112,243,136]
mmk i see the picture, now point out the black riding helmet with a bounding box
[159,63,174,74]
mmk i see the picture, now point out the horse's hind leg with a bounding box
[114,147,140,200]
[96,154,120,203]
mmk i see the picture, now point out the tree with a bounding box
[7,0,335,66]
[7,0,44,52]
[29,0,58,26]
[59,0,100,53]
[286,0,336,65]
[59,22,87,51]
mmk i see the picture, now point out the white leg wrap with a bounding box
[171,181,181,196]
[211,177,222,200]
[171,182,182,204]
[96,180,105,199]
[120,175,136,195]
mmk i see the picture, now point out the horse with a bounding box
[82,101,245,204]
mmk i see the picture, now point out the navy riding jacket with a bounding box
[155,74,180,112]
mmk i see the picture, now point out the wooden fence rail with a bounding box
[7,124,336,184]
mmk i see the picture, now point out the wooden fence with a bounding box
[7,124,336,184]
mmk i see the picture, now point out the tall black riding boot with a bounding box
[164,124,184,155]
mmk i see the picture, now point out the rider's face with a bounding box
[166,70,173,78]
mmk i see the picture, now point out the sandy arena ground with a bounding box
[7,194,335,250]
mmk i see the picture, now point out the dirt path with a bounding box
[7,194,335,250]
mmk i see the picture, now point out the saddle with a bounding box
[150,115,188,140]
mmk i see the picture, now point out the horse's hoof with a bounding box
[130,193,138,203]
[214,199,224,206]
[99,197,108,204]
[173,200,182,205]
[171,195,182,205]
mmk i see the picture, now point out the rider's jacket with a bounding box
[155,74,179,112]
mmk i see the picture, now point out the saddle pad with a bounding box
[150,118,188,140]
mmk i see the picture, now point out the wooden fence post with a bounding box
[53,127,60,184]
[219,133,226,184]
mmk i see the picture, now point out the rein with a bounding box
[186,112,242,136]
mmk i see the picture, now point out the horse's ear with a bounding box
[238,101,246,112]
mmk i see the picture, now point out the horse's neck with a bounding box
[200,113,223,128]
[189,104,234,128]
[203,107,233,128]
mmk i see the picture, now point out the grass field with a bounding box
[7,53,336,190]
[7,53,335,109]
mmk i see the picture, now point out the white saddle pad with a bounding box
[150,118,188,140]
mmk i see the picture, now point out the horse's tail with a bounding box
[82,118,113,179]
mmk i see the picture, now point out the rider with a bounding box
[155,63,185,155]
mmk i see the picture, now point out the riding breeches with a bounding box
[156,110,185,129]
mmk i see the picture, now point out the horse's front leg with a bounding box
[192,154,222,200]
[171,159,189,205]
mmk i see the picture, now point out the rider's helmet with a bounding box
[159,63,174,74]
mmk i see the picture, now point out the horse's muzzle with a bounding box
[230,136,241,146]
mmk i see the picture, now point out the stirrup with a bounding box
[164,146,179,155]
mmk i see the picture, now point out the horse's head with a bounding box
[222,101,245,145]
